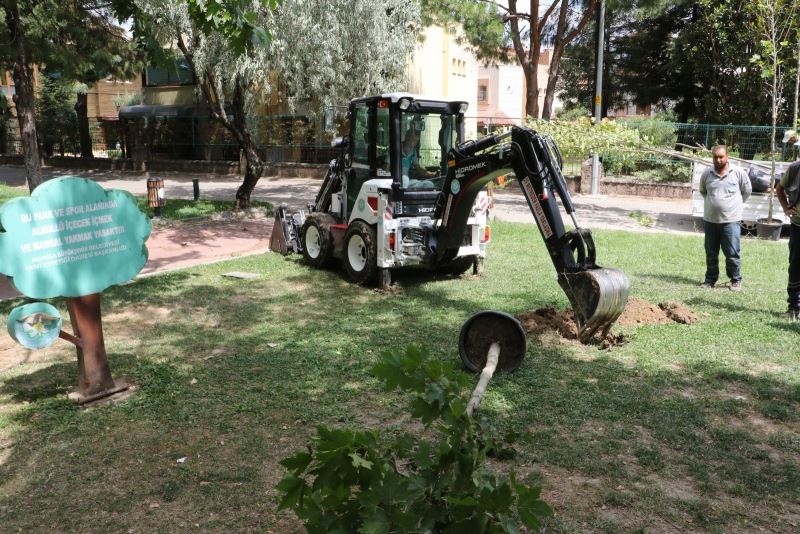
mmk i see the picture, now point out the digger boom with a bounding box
[437,126,630,340]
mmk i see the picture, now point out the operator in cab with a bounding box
[401,126,436,189]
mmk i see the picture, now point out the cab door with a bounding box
[346,100,392,220]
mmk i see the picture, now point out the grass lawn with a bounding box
[0,221,798,532]
[135,197,273,221]
[0,183,271,221]
[0,183,26,204]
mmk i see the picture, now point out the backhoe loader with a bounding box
[270,94,629,340]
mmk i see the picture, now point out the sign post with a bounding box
[0,176,152,402]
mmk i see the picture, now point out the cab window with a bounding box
[352,103,369,165]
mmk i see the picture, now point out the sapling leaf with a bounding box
[497,514,523,534]
[279,450,312,474]
[349,452,374,470]
[277,345,550,532]
[359,507,391,534]
[276,474,306,510]
[517,487,552,529]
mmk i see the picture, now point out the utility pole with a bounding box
[591,0,606,195]
[593,0,606,123]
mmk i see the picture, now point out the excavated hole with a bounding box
[516,297,699,349]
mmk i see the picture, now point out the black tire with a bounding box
[439,255,475,276]
[343,221,378,284]
[301,213,335,268]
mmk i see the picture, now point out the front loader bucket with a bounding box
[269,204,305,256]
[559,268,630,342]
[269,208,290,255]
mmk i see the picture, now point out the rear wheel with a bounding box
[439,255,475,276]
[343,221,378,284]
[301,213,335,268]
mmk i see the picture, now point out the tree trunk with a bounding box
[66,294,116,397]
[541,0,597,119]
[508,0,544,119]
[232,81,263,209]
[524,67,540,119]
[75,91,94,158]
[235,141,264,209]
[542,48,564,119]
[176,35,263,208]
[4,1,42,192]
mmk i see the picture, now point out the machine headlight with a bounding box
[399,98,412,110]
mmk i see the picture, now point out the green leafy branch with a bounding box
[277,345,551,533]
[186,0,280,54]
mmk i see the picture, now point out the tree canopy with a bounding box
[0,0,146,190]
[558,0,800,125]
[421,0,600,119]
[271,0,420,112]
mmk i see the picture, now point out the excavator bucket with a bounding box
[559,268,630,342]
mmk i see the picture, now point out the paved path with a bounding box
[2,165,699,230]
[0,165,699,301]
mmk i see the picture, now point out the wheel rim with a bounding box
[305,225,322,258]
[347,234,367,272]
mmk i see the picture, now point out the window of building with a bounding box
[451,59,468,78]
[478,82,488,102]
[144,58,195,87]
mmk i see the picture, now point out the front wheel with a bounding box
[343,221,378,284]
[301,213,335,268]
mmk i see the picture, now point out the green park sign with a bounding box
[0,176,152,299]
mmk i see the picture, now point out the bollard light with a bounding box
[146,177,166,218]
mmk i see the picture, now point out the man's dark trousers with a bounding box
[787,224,800,311]
[704,221,741,284]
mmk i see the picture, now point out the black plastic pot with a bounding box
[756,218,782,241]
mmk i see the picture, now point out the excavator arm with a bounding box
[435,126,630,341]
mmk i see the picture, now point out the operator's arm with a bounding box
[412,158,436,178]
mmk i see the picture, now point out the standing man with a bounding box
[699,145,752,291]
[775,156,800,318]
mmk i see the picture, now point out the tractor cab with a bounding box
[344,94,467,219]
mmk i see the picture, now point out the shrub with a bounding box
[277,346,552,533]
[527,116,650,162]
[618,118,678,148]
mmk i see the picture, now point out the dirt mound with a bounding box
[517,306,580,340]
[515,297,698,347]
[615,297,672,326]
[658,301,699,324]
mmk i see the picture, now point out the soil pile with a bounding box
[516,297,699,347]
[517,306,580,340]
[658,301,699,324]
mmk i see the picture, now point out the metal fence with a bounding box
[671,123,793,160]
[0,114,796,178]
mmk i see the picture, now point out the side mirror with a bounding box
[331,136,349,149]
